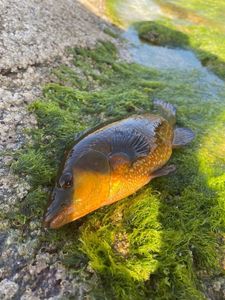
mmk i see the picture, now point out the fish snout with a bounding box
[44,187,73,229]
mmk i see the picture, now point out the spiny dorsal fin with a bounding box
[153,99,176,126]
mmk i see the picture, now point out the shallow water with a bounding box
[107,0,225,97]
[122,27,225,98]
[123,27,201,70]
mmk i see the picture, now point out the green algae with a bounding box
[11,40,225,299]
[167,0,225,24]
[103,27,119,39]
[105,0,122,27]
[134,20,189,47]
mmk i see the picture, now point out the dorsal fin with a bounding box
[59,117,128,175]
[153,99,176,126]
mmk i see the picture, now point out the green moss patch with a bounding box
[134,21,189,47]
[12,41,225,299]
[103,27,119,39]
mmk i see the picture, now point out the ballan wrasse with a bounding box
[44,100,195,228]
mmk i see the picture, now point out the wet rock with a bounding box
[213,281,221,292]
[0,279,19,300]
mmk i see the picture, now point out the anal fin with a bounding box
[173,127,195,148]
[151,164,176,179]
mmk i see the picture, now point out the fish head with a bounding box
[44,150,110,229]
[44,171,75,229]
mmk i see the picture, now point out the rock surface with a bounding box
[0,0,109,72]
[0,1,115,299]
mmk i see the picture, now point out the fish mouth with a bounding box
[44,209,67,229]
[44,206,61,228]
[44,187,73,229]
[44,204,75,229]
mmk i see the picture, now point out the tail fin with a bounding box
[153,99,176,126]
[172,127,195,148]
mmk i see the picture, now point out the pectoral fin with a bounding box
[151,164,176,179]
[109,153,131,172]
[173,127,195,148]
[111,128,151,162]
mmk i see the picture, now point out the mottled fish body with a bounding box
[45,100,194,228]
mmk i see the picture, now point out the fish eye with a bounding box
[62,179,72,189]
[59,172,73,189]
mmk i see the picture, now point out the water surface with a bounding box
[106,0,225,98]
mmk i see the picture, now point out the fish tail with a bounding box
[153,99,176,126]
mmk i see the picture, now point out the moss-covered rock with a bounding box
[134,21,189,47]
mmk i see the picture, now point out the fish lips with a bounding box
[44,186,73,228]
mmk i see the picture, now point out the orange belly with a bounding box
[105,143,172,206]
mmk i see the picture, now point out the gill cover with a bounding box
[71,150,111,217]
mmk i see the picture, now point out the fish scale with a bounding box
[107,117,173,205]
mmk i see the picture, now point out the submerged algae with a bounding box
[12,40,225,299]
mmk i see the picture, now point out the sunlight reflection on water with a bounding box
[116,0,162,25]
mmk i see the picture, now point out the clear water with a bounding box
[122,27,224,98]
[110,0,225,98]
[123,27,201,70]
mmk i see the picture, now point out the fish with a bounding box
[44,100,195,229]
